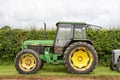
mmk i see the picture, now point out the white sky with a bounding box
[0,0,120,29]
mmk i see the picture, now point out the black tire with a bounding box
[116,61,120,72]
[110,61,116,70]
[14,49,42,74]
[64,42,98,74]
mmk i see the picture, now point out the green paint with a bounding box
[53,54,58,61]
[40,47,63,64]
[24,40,53,46]
[22,40,53,49]
[44,48,52,63]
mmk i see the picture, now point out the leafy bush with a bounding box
[0,27,55,64]
[88,29,120,66]
[0,26,120,66]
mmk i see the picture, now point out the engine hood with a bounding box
[23,40,54,46]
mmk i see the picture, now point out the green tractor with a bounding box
[14,22,100,74]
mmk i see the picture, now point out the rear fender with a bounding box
[63,40,94,54]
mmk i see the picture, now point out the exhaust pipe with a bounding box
[44,23,46,40]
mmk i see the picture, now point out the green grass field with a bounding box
[0,64,120,77]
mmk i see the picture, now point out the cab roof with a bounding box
[56,22,87,26]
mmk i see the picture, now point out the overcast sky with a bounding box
[0,0,120,29]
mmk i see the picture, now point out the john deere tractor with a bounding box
[15,22,100,74]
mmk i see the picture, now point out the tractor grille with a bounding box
[27,45,44,54]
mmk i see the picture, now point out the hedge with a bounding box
[0,26,120,66]
[0,26,55,64]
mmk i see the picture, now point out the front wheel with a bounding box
[14,49,42,74]
[64,42,98,74]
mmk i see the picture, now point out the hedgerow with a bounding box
[0,26,120,66]
[88,29,120,66]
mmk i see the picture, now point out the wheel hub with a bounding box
[78,56,83,62]
[25,59,32,66]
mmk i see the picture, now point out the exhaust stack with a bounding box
[44,23,46,40]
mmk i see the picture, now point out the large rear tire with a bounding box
[14,49,43,74]
[64,42,98,74]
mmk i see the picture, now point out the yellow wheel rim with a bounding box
[19,53,36,71]
[69,47,93,71]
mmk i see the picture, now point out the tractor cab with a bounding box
[55,22,87,44]
[54,22,101,54]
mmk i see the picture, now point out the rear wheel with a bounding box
[64,42,98,74]
[116,61,120,72]
[14,49,42,74]
[110,61,116,70]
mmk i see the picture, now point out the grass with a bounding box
[0,64,120,77]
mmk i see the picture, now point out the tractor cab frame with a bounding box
[55,22,87,54]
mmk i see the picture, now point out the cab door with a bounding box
[54,24,73,54]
